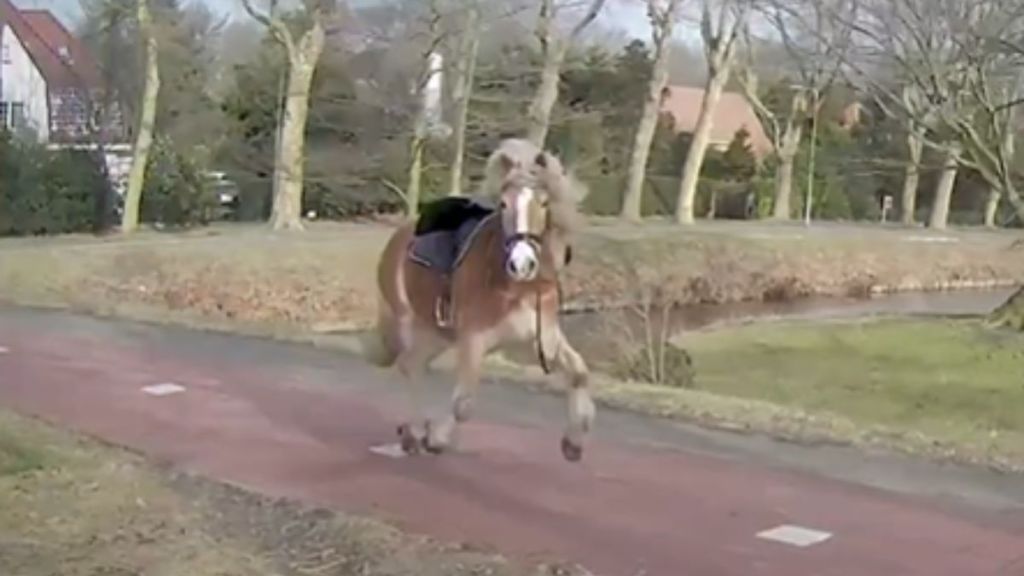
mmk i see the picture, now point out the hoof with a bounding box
[397,424,422,455]
[421,420,446,455]
[561,436,583,462]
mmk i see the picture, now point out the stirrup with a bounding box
[435,296,454,329]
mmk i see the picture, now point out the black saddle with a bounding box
[408,197,496,274]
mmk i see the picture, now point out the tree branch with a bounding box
[239,0,296,55]
[569,0,608,39]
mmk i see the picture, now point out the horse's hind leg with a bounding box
[395,326,447,454]
[546,326,596,462]
[423,334,486,453]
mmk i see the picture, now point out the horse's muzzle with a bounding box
[505,234,541,282]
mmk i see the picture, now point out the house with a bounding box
[0,0,117,143]
[659,85,774,160]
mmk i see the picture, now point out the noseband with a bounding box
[504,231,544,257]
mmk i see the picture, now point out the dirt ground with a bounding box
[0,219,1020,336]
[0,410,580,576]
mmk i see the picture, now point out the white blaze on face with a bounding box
[516,187,534,234]
[507,187,540,281]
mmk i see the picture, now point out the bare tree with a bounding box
[983,89,1018,227]
[447,2,481,197]
[735,0,855,221]
[674,0,751,225]
[897,84,928,225]
[842,0,1024,229]
[620,0,685,221]
[401,0,451,216]
[121,0,160,234]
[526,0,609,146]
[240,0,334,231]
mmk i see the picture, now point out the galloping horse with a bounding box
[362,138,595,462]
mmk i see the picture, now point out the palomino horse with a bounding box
[362,138,595,462]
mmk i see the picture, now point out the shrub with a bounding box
[0,134,110,236]
[141,138,219,227]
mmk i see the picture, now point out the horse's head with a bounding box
[481,138,584,283]
[488,145,558,282]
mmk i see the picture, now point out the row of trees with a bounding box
[60,0,1024,235]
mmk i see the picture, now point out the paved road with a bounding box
[1,307,1023,576]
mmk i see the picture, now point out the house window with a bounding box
[1,43,10,65]
[1,102,25,130]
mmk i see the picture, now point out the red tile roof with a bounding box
[659,85,774,159]
[0,0,101,90]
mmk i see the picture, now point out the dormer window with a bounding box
[58,46,70,62]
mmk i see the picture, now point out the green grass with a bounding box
[0,420,47,477]
[678,318,1024,458]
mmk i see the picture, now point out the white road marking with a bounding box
[141,382,187,397]
[0,345,9,354]
[756,524,833,547]
[369,443,408,459]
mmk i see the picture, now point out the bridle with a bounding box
[498,197,562,376]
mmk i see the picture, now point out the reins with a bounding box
[535,286,553,375]
[501,197,570,377]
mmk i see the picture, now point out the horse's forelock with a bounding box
[481,139,585,235]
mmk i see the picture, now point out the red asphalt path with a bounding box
[0,316,1022,576]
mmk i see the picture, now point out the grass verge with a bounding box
[489,317,1024,473]
[1,221,1021,333]
[0,410,577,576]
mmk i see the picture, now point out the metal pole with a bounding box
[804,87,819,227]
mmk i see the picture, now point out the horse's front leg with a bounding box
[545,325,596,462]
[423,333,485,453]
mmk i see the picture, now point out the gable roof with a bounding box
[659,85,773,159]
[0,0,100,90]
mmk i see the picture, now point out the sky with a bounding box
[45,0,656,39]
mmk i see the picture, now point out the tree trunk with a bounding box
[620,83,667,220]
[900,130,923,226]
[270,26,324,232]
[984,189,1001,228]
[771,96,805,220]
[773,150,797,220]
[621,1,679,222]
[928,147,959,230]
[526,45,566,147]
[988,286,1024,331]
[675,72,728,224]
[271,61,315,231]
[121,0,159,234]
[1004,181,1024,225]
[406,132,425,218]
[448,9,479,197]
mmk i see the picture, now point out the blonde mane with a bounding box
[477,138,588,236]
